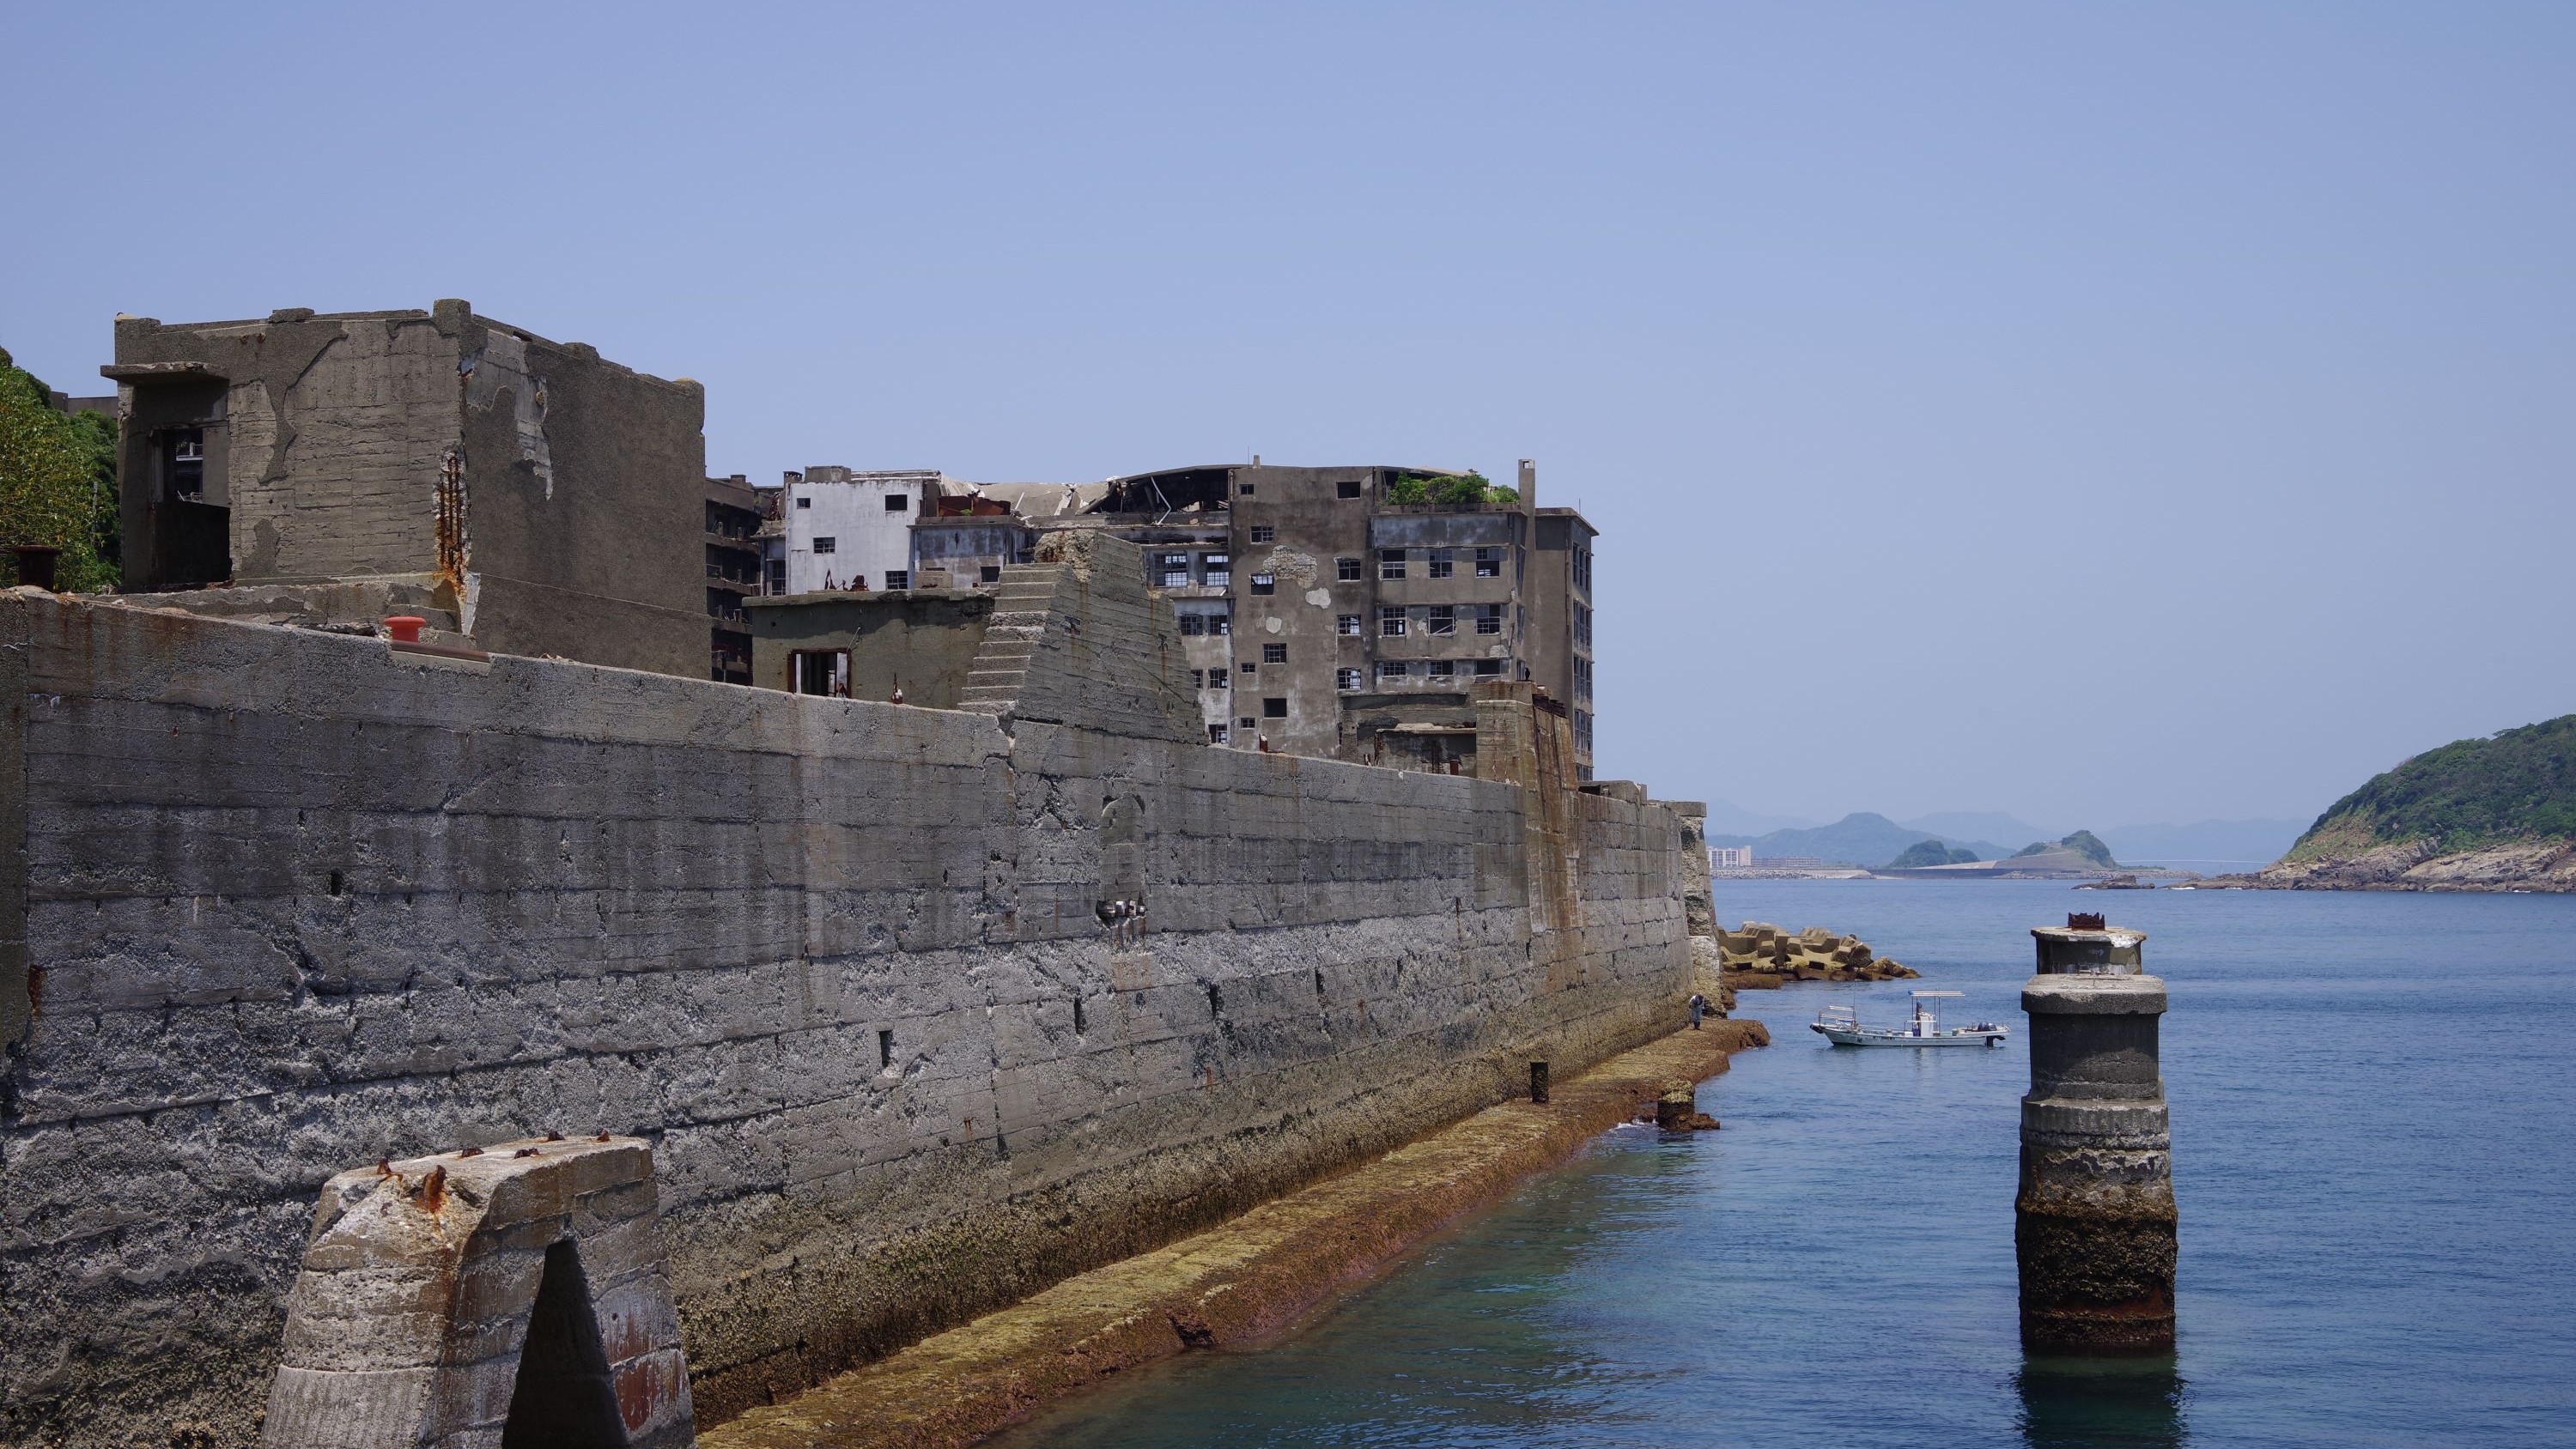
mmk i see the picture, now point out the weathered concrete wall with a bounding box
[0,591,1692,1448]
[743,591,997,706]
[108,303,708,678]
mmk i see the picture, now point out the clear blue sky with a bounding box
[6,3,2570,831]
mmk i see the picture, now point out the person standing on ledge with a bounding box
[1687,992,1708,1030]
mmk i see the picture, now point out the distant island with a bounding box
[2201,715,2576,892]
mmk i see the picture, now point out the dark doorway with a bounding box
[501,1240,628,1448]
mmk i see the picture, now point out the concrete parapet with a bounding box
[2017,924,2177,1353]
[262,1137,692,1449]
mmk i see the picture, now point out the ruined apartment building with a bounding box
[1089,460,1597,777]
[744,459,1598,773]
[105,301,712,674]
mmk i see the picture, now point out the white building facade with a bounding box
[781,467,939,594]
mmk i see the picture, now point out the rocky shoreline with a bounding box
[1717,923,1920,989]
[2194,837,2576,893]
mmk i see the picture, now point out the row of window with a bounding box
[1573,601,1593,648]
[1573,656,1594,704]
[1364,547,1504,581]
[1154,551,1230,588]
[789,493,911,512]
[1187,544,1507,582]
[1340,659,1507,688]
[1376,603,1505,637]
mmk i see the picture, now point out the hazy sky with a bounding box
[6,4,2569,830]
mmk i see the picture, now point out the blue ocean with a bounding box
[991,880,2576,1447]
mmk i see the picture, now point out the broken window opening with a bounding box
[1336,479,1364,499]
[1208,724,1230,743]
[884,493,910,512]
[1473,659,1505,676]
[1336,668,1361,691]
[1336,556,1362,581]
[979,565,1001,584]
[1249,574,1275,596]
[1336,614,1361,635]
[1378,607,1406,637]
[1474,547,1503,578]
[1427,549,1454,579]
[1262,697,1287,718]
[1428,660,1455,678]
[1427,605,1455,635]
[1474,603,1504,635]
[879,1028,895,1068]
[1379,549,1406,579]
[1180,614,1206,636]
[791,649,850,698]
[1262,643,1286,664]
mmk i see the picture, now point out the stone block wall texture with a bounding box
[0,591,1692,1447]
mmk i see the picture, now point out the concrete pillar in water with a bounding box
[2018,916,2177,1353]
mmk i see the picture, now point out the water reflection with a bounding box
[2015,1355,2186,1448]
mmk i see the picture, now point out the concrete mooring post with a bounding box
[2018,915,2177,1353]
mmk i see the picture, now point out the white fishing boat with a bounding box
[1809,991,2008,1048]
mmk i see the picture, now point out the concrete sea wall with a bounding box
[0,592,1693,1447]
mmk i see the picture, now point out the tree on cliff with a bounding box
[2287,715,2576,859]
[0,346,118,591]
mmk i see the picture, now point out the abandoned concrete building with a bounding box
[1062,459,1596,776]
[752,460,1600,775]
[103,301,713,676]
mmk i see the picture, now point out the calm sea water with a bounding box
[991,881,2576,1448]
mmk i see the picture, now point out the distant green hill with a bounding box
[1887,840,1981,869]
[2287,715,2576,862]
[1707,812,2005,868]
[2013,830,2117,868]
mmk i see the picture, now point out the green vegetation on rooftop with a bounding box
[1383,470,1515,506]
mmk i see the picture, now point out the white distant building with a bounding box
[781,467,941,593]
[1710,846,1755,870]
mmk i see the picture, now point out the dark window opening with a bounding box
[1208,724,1230,743]
[1379,549,1406,579]
[1428,549,1454,579]
[1250,525,1275,543]
[1180,614,1206,636]
[1249,573,1275,595]
[884,493,910,511]
[1073,997,1086,1034]
[811,537,837,554]
[1336,556,1362,581]
[796,496,812,508]
[1262,643,1286,663]
[1474,659,1505,676]
[979,565,1001,584]
[1262,697,1288,718]
[499,1240,624,1449]
[792,649,850,697]
[1428,605,1455,635]
[1474,547,1503,578]
[1336,668,1361,690]
[1239,661,1256,674]
[878,1029,895,1068]
[165,428,206,501]
[1429,660,1455,677]
[1336,479,1364,499]
[884,569,909,590]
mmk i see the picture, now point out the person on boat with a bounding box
[1687,992,1708,1030]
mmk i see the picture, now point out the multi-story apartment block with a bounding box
[1078,459,1597,776]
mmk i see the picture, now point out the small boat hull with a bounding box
[1811,1023,2007,1048]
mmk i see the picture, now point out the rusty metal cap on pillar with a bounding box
[2029,913,2147,974]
